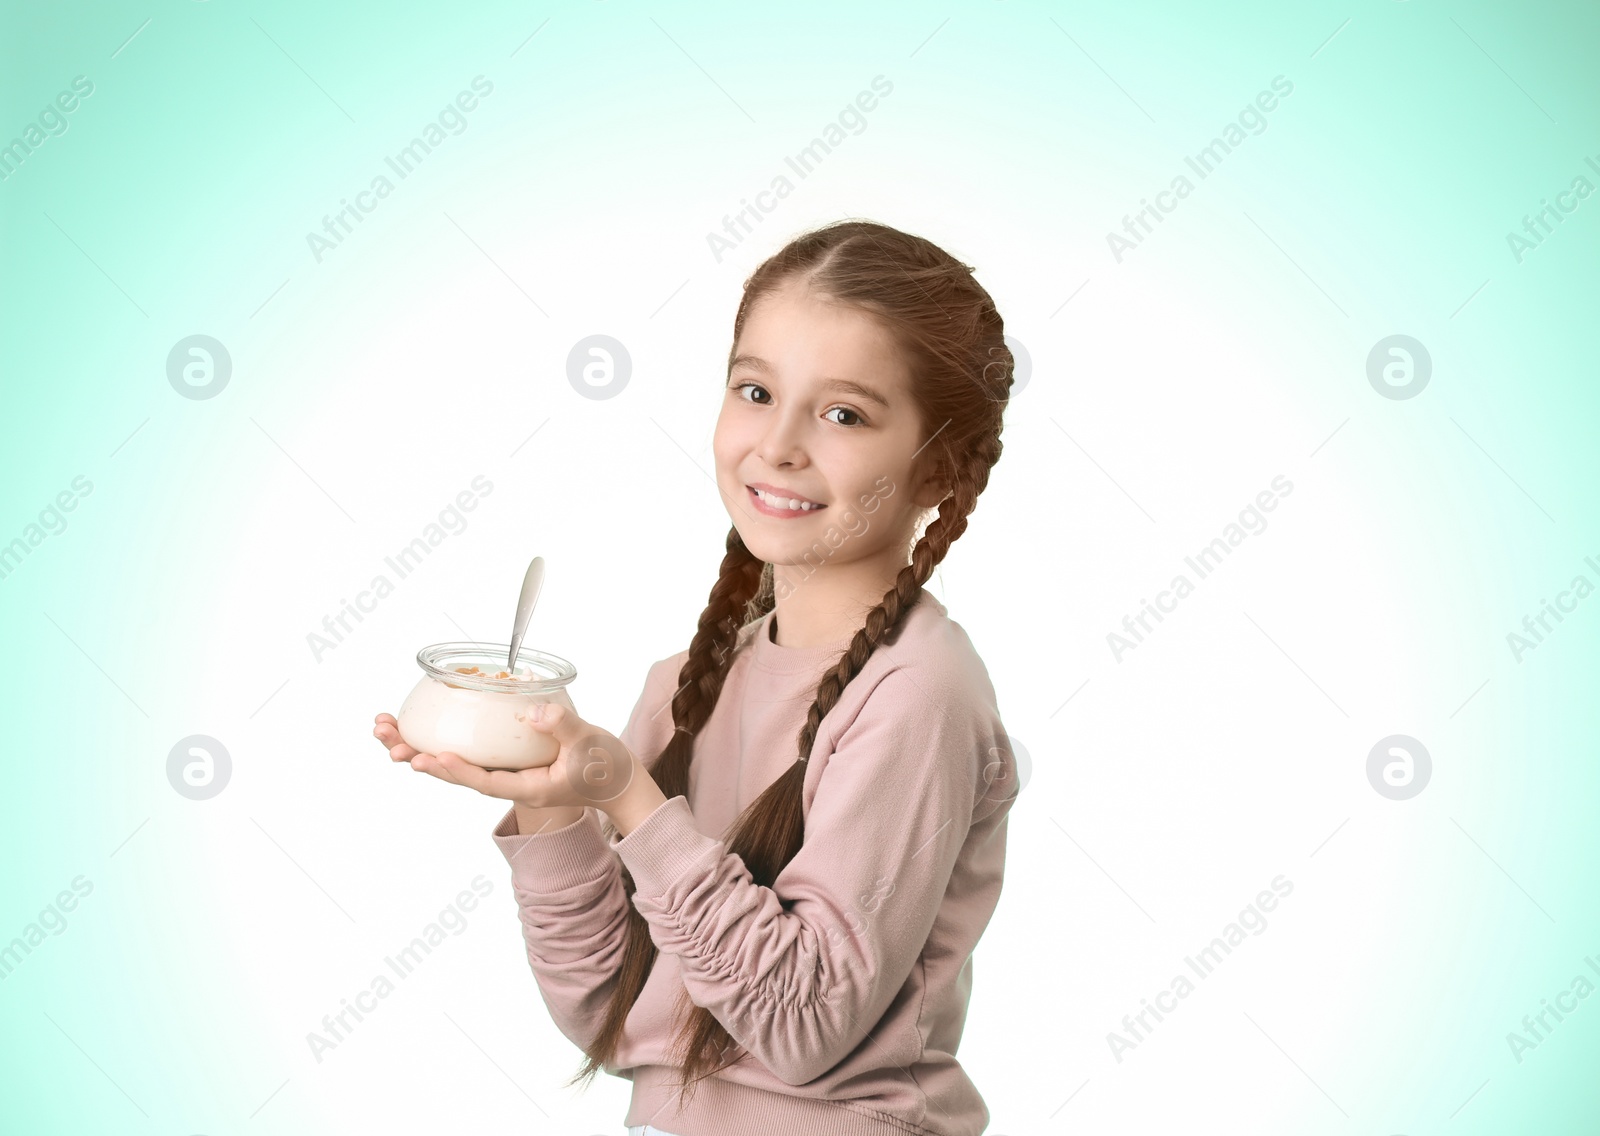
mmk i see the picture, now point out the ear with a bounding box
[911,457,951,509]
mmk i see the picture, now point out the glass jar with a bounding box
[396,642,577,770]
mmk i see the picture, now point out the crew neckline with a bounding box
[748,608,854,675]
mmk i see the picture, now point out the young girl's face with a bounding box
[712,275,947,575]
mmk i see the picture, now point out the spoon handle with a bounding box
[507,556,546,672]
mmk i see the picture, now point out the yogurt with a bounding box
[396,643,578,770]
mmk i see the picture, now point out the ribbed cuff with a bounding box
[612,795,722,899]
[490,805,614,892]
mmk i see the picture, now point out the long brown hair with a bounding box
[567,219,1013,1106]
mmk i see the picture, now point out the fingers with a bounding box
[374,720,417,763]
[431,751,550,804]
[480,763,551,803]
[527,702,590,746]
[409,750,457,784]
[525,702,563,732]
[430,750,485,790]
[379,717,558,807]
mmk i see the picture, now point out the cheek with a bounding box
[710,412,739,472]
[864,485,921,538]
[831,452,895,508]
[713,410,763,470]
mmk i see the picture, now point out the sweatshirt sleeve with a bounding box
[610,662,1002,1087]
[488,653,683,1053]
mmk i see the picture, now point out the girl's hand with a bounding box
[372,706,651,815]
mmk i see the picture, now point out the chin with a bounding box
[732,527,784,563]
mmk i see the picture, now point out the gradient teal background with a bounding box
[3,1,1598,1133]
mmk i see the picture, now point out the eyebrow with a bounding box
[728,354,891,410]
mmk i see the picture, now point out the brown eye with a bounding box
[826,406,863,427]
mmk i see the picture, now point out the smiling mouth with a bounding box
[748,486,825,514]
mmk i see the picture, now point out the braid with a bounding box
[798,439,997,763]
[567,525,762,1090]
[654,526,765,798]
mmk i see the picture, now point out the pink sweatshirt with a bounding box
[489,588,1017,1135]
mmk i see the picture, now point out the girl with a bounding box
[374,219,1018,1135]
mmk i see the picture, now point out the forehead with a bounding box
[734,278,910,394]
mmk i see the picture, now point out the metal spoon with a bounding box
[506,555,546,673]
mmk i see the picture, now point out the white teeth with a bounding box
[754,488,820,511]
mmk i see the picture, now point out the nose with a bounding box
[758,402,810,469]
